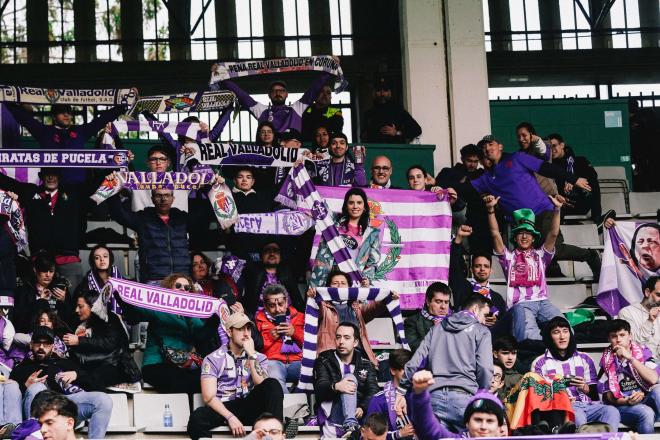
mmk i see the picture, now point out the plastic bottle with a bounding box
[163,404,173,427]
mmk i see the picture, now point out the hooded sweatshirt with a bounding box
[399,310,493,395]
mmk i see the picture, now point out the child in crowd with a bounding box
[366,349,415,439]
[490,359,505,397]
[492,335,522,400]
[599,319,660,434]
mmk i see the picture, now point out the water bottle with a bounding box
[163,404,173,427]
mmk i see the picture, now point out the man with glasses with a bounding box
[243,242,305,315]
[216,60,340,133]
[255,284,304,393]
[129,145,189,212]
[10,326,113,439]
[369,156,400,189]
[244,413,286,440]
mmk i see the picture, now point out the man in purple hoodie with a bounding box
[213,59,340,133]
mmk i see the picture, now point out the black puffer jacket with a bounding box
[313,348,379,413]
[107,196,190,281]
[69,312,127,366]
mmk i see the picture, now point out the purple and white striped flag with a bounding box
[297,287,408,393]
[310,186,452,310]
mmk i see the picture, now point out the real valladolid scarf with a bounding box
[297,287,408,393]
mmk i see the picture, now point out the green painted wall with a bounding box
[489,98,632,182]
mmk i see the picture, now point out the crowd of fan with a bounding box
[1,63,660,440]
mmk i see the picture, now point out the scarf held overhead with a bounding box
[89,169,216,203]
[0,190,28,252]
[0,85,138,106]
[129,90,235,115]
[0,149,129,168]
[297,287,408,393]
[183,142,308,168]
[210,56,347,91]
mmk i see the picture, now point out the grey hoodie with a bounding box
[399,310,493,395]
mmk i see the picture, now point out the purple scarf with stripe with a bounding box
[297,287,408,393]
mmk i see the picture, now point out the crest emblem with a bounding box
[311,200,328,220]
[366,197,402,281]
[213,191,236,219]
[45,89,60,104]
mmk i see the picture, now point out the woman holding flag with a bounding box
[309,188,380,288]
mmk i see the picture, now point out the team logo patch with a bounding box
[45,88,60,104]
[213,192,236,219]
[165,96,194,110]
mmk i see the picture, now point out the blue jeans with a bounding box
[616,386,660,434]
[267,360,301,394]
[1,381,22,424]
[510,299,561,341]
[573,401,620,431]
[23,383,112,439]
[430,389,472,433]
[328,373,358,427]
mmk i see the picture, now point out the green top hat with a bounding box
[510,208,541,244]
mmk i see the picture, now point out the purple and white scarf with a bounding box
[212,255,246,284]
[89,169,216,204]
[297,287,408,393]
[470,279,499,315]
[210,56,347,91]
[0,189,28,252]
[234,211,314,236]
[112,120,206,141]
[274,164,362,284]
[0,85,138,106]
[107,277,229,345]
[183,142,308,168]
[88,266,121,314]
[0,149,129,168]
[129,90,235,115]
[420,307,450,325]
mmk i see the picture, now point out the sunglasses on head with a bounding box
[175,282,192,292]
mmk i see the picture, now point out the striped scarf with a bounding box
[276,164,362,284]
[470,279,499,315]
[112,120,205,142]
[88,267,121,314]
[420,307,449,325]
[297,287,408,393]
[0,190,28,252]
[603,343,649,399]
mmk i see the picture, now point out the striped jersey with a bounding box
[532,349,597,403]
[497,246,554,307]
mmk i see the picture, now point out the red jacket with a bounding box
[255,306,304,363]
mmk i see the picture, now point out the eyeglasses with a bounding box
[148,156,169,163]
[31,341,53,347]
[153,194,173,200]
[174,282,193,292]
[372,166,391,172]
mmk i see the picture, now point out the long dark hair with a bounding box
[256,121,277,146]
[88,244,114,276]
[340,188,370,235]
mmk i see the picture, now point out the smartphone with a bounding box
[274,314,287,326]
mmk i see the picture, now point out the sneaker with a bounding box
[341,419,360,439]
[0,423,17,439]
[107,382,142,394]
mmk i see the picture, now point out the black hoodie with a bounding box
[541,316,577,361]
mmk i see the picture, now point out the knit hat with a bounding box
[463,390,505,426]
[510,208,541,244]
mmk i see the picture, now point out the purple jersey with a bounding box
[532,350,598,402]
[201,346,268,402]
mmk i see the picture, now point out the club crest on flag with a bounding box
[45,88,60,104]
[213,191,236,219]
[367,198,402,280]
[283,211,312,235]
